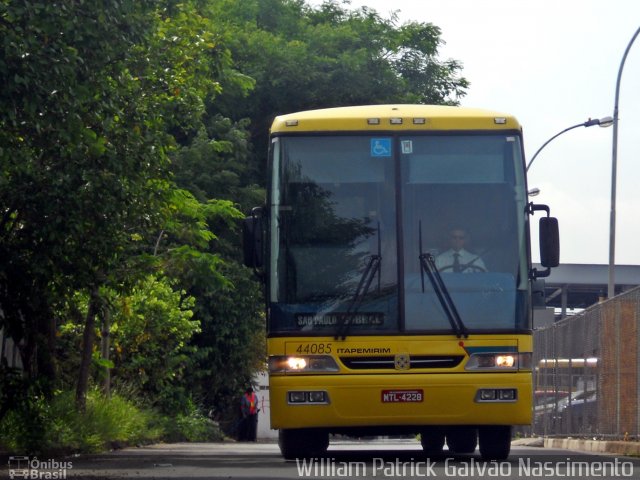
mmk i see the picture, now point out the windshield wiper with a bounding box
[335,222,381,340]
[418,221,468,338]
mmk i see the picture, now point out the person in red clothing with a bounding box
[239,386,259,441]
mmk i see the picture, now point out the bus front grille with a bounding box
[340,355,464,370]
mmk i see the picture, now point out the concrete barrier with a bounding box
[544,437,640,456]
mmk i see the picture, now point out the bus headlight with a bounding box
[268,355,339,373]
[496,355,515,367]
[465,352,532,371]
[287,357,307,370]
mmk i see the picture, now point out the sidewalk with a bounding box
[543,437,640,456]
[513,436,640,456]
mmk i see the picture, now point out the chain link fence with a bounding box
[532,286,640,438]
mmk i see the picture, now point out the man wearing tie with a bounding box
[435,228,486,273]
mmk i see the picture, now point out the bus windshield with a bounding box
[268,134,529,335]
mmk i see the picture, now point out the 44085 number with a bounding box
[295,343,333,354]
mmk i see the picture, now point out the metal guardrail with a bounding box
[533,286,640,438]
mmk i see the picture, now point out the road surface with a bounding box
[4,438,639,479]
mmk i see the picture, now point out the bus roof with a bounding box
[271,104,521,134]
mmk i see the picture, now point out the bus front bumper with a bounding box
[269,372,532,430]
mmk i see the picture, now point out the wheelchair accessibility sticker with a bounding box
[370,138,391,157]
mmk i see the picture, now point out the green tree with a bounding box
[149,181,264,419]
[208,0,468,170]
[0,0,232,410]
[0,0,166,394]
[187,262,264,422]
[108,275,200,411]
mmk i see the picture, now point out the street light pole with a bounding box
[526,117,613,172]
[608,26,640,299]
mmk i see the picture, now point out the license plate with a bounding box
[381,389,424,403]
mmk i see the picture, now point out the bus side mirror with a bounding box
[243,208,264,272]
[527,202,559,279]
[539,216,559,268]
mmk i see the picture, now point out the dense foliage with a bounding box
[0,0,467,452]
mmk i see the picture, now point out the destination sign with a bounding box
[295,312,384,327]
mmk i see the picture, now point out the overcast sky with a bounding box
[317,0,640,266]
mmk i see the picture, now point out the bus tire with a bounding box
[278,429,329,459]
[478,426,511,460]
[420,428,445,455]
[446,427,477,454]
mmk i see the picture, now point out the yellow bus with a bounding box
[243,105,559,460]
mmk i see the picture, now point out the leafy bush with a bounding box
[0,368,50,454]
[0,389,164,455]
[161,404,225,442]
[108,275,201,413]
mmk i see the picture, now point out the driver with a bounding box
[435,228,486,273]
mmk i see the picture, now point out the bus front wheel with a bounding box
[446,427,477,454]
[420,428,445,455]
[278,429,329,460]
[478,426,511,460]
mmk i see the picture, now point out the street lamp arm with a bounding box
[526,122,584,171]
[526,117,612,172]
